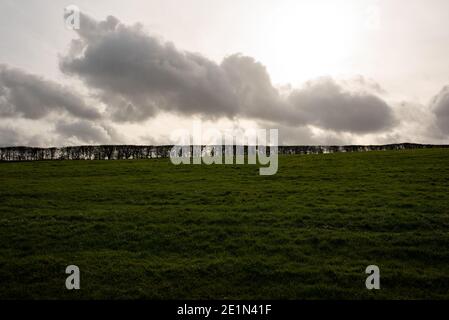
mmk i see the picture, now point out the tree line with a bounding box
[0,143,447,161]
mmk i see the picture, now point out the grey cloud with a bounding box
[0,65,100,120]
[288,78,396,133]
[255,120,348,146]
[431,85,449,135]
[0,127,23,147]
[0,118,122,147]
[220,54,287,122]
[60,14,395,135]
[60,14,298,125]
[61,14,239,122]
[392,101,445,142]
[219,56,394,135]
[55,120,117,144]
[0,124,54,147]
[341,76,387,95]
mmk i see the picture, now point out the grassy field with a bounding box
[0,148,448,299]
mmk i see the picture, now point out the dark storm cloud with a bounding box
[431,85,449,135]
[0,65,100,120]
[60,14,395,134]
[288,78,396,133]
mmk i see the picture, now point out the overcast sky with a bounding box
[1,0,449,146]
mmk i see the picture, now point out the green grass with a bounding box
[1,148,449,299]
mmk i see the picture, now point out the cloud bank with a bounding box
[0,65,100,120]
[431,86,449,135]
[60,14,395,133]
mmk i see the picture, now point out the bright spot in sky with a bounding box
[257,0,368,85]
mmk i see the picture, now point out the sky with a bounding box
[1,0,449,146]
